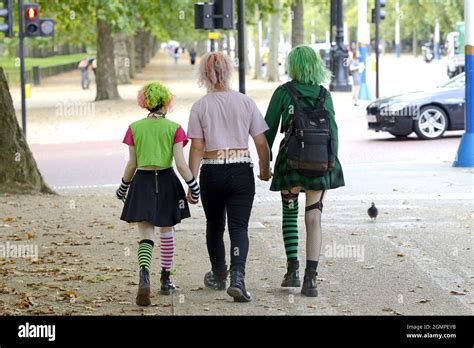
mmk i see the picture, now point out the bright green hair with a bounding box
[138,81,172,111]
[287,45,332,85]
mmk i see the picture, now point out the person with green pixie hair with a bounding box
[264,45,345,297]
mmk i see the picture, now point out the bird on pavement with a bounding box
[368,202,378,221]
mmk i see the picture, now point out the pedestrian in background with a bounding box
[187,52,271,303]
[349,50,362,106]
[190,48,197,66]
[174,47,180,64]
[78,56,90,90]
[264,45,345,297]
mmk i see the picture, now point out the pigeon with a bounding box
[368,202,378,221]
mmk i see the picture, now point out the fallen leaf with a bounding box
[449,290,467,295]
[397,253,405,257]
[418,299,430,303]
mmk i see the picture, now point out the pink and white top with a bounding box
[187,91,269,151]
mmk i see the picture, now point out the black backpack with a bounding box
[280,82,336,178]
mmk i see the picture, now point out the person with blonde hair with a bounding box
[117,81,200,306]
[265,45,345,297]
[187,52,271,302]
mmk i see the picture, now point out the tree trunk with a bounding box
[412,27,418,57]
[134,31,144,73]
[0,68,55,194]
[291,0,304,47]
[253,3,262,79]
[96,17,120,101]
[267,0,280,82]
[114,32,131,85]
[127,36,136,79]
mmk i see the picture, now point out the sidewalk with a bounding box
[0,161,472,315]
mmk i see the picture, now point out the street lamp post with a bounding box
[329,0,351,92]
[453,0,474,167]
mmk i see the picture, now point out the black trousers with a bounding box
[200,163,255,274]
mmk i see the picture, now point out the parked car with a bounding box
[366,73,465,140]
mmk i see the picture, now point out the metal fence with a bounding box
[4,60,81,86]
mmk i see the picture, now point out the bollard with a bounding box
[32,65,40,85]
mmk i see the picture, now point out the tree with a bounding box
[0,68,54,194]
[253,2,263,79]
[291,0,304,47]
[96,14,120,100]
[267,0,281,82]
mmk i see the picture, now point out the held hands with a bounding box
[258,167,272,181]
[116,178,131,203]
[186,177,200,204]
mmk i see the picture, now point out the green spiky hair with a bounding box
[287,45,332,85]
[138,82,172,111]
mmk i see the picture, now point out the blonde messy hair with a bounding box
[198,51,234,91]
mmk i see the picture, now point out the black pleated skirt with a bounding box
[120,168,191,227]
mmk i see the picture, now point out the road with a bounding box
[8,51,462,189]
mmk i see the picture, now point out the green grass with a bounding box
[0,53,92,85]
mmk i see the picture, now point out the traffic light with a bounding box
[0,0,13,37]
[195,3,214,30]
[214,0,234,30]
[24,4,40,37]
[371,0,386,23]
[195,0,234,30]
[23,3,55,37]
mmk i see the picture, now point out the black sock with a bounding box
[306,260,318,271]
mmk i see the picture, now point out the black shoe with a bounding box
[160,269,176,295]
[281,260,301,287]
[301,269,318,297]
[227,270,252,302]
[204,270,228,290]
[136,267,151,306]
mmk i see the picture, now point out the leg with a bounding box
[280,188,302,287]
[137,221,156,271]
[281,189,300,261]
[158,226,176,295]
[200,167,228,282]
[136,221,156,306]
[226,164,255,302]
[302,190,326,297]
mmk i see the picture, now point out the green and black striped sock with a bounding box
[282,200,299,261]
[138,239,154,271]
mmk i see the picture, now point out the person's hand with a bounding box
[258,168,272,181]
[116,178,130,203]
[186,177,200,204]
[187,189,197,204]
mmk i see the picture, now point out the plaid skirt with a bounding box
[120,168,190,227]
[269,139,345,192]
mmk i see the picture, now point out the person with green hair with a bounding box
[116,81,200,306]
[264,45,345,297]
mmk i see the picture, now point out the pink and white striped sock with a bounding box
[160,230,175,271]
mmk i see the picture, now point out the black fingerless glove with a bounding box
[116,178,130,203]
[186,177,200,203]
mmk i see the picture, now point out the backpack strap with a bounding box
[282,82,304,110]
[280,82,302,134]
[315,85,327,109]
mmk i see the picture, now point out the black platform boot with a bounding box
[204,269,228,290]
[160,269,176,295]
[136,267,151,306]
[227,270,252,302]
[281,260,301,287]
[301,268,318,297]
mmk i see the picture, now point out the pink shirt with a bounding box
[187,91,269,151]
[123,126,188,147]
